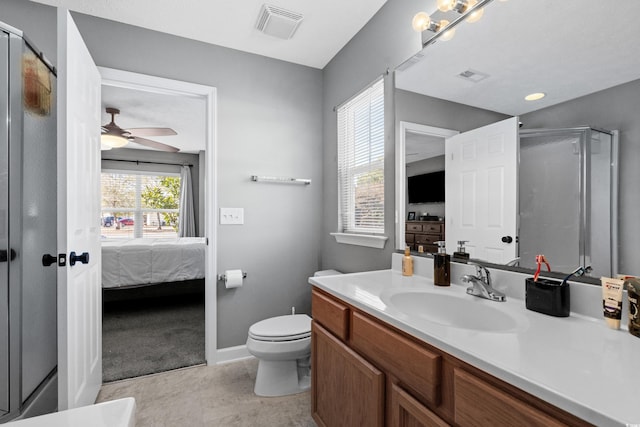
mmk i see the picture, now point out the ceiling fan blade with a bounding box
[126,127,177,137]
[129,136,180,153]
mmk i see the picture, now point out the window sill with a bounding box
[330,233,388,249]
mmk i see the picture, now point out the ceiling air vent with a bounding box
[456,69,489,83]
[255,4,304,40]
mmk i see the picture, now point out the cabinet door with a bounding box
[391,384,450,427]
[453,368,566,427]
[312,321,384,427]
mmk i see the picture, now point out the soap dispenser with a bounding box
[402,247,413,277]
[453,240,470,262]
[433,241,450,286]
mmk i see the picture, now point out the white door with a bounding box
[57,9,102,409]
[445,117,519,264]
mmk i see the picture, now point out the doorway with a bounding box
[98,68,217,381]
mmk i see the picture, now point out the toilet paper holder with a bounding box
[217,271,247,281]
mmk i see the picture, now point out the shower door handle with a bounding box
[0,249,16,262]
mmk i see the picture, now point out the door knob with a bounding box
[42,254,57,266]
[0,249,16,262]
[501,236,513,244]
[69,251,89,266]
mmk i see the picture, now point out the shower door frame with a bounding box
[518,126,618,276]
[0,26,10,418]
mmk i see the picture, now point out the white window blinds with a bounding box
[337,78,385,234]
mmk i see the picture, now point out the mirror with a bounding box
[394,0,640,280]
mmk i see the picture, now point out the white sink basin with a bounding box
[383,291,525,333]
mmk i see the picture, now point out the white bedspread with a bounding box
[101,237,206,288]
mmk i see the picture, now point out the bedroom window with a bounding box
[337,78,385,236]
[101,171,181,239]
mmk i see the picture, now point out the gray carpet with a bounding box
[102,288,205,382]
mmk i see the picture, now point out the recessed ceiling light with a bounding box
[525,92,546,101]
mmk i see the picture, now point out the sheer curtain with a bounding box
[178,165,196,237]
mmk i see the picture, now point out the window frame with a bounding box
[333,77,388,249]
[100,168,181,239]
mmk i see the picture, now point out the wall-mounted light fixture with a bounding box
[412,0,495,45]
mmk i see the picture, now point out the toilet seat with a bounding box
[248,314,311,342]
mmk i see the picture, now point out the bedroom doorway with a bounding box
[98,68,217,382]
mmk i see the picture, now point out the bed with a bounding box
[101,237,206,288]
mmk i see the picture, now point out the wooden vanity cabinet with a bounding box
[311,287,594,427]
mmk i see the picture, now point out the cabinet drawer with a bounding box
[406,223,423,232]
[405,233,415,243]
[312,289,349,341]
[453,368,565,427]
[423,223,443,233]
[415,234,440,245]
[351,311,441,406]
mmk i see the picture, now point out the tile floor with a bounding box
[96,358,316,427]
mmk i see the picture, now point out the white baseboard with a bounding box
[214,344,253,365]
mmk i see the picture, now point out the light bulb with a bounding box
[412,11,432,32]
[101,134,129,148]
[439,20,456,41]
[465,0,485,23]
[437,0,455,12]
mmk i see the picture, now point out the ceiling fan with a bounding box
[100,107,180,152]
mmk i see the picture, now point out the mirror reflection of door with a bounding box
[445,117,519,263]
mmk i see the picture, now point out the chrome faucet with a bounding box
[505,257,521,267]
[461,262,506,302]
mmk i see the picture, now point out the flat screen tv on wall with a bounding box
[408,170,445,203]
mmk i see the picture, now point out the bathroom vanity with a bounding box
[309,256,639,426]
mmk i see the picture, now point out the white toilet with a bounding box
[246,269,341,397]
[246,314,312,397]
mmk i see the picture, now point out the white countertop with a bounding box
[309,263,640,426]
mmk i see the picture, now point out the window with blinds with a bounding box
[337,78,384,234]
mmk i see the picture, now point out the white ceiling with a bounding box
[31,0,388,69]
[101,86,206,154]
[33,0,388,154]
[396,0,640,116]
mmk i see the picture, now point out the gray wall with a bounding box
[101,148,202,236]
[1,0,57,64]
[4,0,324,349]
[321,0,428,273]
[521,79,640,276]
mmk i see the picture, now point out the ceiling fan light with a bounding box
[101,134,128,148]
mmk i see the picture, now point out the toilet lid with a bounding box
[249,314,311,342]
